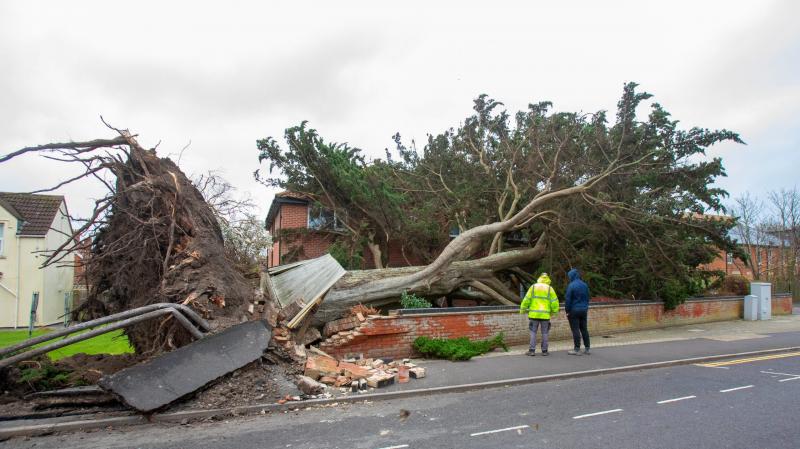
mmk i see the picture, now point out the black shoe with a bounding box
[526,350,536,356]
[541,351,549,356]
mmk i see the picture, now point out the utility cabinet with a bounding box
[750,282,772,321]
[743,295,758,321]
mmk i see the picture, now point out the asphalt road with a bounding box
[8,352,800,449]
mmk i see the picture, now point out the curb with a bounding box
[3,345,799,439]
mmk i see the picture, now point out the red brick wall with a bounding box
[319,295,794,359]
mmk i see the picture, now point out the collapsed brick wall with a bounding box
[319,295,794,359]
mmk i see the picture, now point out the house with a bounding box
[0,192,75,328]
[700,221,798,282]
[265,191,424,268]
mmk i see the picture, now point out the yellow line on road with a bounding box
[696,351,800,367]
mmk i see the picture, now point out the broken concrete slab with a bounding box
[304,354,339,380]
[99,320,271,413]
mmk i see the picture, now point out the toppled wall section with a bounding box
[318,295,795,360]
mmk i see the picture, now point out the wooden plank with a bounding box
[286,273,343,329]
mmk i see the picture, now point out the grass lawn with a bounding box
[0,328,134,361]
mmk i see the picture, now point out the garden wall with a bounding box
[319,294,793,360]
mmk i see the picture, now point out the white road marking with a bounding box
[572,409,623,419]
[699,365,730,369]
[720,385,754,392]
[377,445,409,449]
[470,425,529,436]
[760,370,800,377]
[760,370,800,381]
[657,395,696,404]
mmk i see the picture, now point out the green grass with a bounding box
[0,328,134,361]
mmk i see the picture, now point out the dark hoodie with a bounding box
[565,268,590,314]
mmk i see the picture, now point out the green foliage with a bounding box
[18,363,81,391]
[328,240,365,270]
[257,83,743,306]
[400,292,432,309]
[413,333,508,361]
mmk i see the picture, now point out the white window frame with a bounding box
[307,204,344,231]
[0,222,5,256]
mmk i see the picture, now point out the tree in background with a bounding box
[257,83,743,318]
[725,188,800,296]
[193,171,272,274]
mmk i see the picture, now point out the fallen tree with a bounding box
[259,83,744,322]
[1,125,252,354]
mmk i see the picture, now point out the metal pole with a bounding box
[64,292,71,327]
[28,292,39,337]
[0,302,209,358]
[0,309,170,369]
[169,309,204,340]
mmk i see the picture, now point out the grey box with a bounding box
[750,282,772,320]
[744,295,758,321]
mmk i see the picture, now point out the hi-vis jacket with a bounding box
[520,273,560,320]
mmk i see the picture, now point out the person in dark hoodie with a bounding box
[565,268,591,355]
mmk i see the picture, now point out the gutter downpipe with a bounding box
[15,227,21,329]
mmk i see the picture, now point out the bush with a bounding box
[18,363,80,391]
[400,292,432,309]
[413,333,508,361]
[721,274,750,296]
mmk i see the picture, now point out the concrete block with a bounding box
[99,320,271,413]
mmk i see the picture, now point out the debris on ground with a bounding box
[0,353,143,419]
[302,353,425,392]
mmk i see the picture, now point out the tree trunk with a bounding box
[313,242,545,324]
[366,240,384,269]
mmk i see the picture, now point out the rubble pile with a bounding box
[302,353,425,393]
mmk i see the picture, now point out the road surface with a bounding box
[8,350,800,449]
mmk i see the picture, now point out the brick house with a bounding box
[700,223,797,282]
[265,191,424,268]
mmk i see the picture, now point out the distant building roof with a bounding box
[0,192,65,236]
[265,191,310,229]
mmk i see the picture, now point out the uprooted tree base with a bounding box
[3,130,253,354]
[87,140,252,353]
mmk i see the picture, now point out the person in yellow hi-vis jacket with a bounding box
[520,273,560,356]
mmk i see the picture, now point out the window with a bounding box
[0,223,4,255]
[307,204,343,231]
[726,252,733,264]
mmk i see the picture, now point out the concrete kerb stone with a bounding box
[2,345,799,439]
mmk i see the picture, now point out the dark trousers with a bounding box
[568,310,590,349]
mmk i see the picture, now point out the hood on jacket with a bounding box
[537,273,551,285]
[567,268,581,282]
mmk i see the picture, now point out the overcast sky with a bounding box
[1,1,798,218]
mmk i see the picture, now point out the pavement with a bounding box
[373,313,800,393]
[2,311,799,441]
